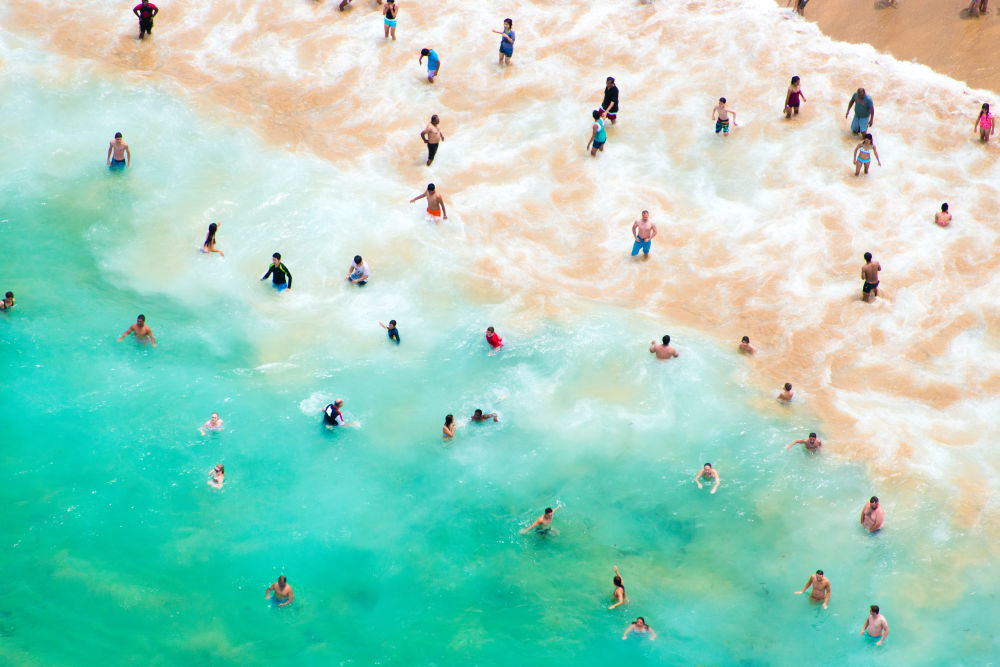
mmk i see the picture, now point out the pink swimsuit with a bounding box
[980,112,993,130]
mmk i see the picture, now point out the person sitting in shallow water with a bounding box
[200,412,224,435]
[208,464,224,488]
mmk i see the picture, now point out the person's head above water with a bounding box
[857,87,866,97]
[784,383,792,391]
[334,398,344,408]
[864,252,873,262]
[870,496,879,506]
[278,575,287,586]
[983,103,991,113]
[114,131,123,139]
[354,255,363,265]
[661,335,670,345]
[544,507,553,516]
[431,114,439,125]
[606,76,615,86]
[487,326,496,334]
[941,203,949,212]
[863,133,873,142]
[388,319,396,328]
[474,409,484,417]
[634,617,646,626]
[870,604,879,615]
[614,575,623,587]
[809,432,817,439]
[205,222,218,244]
[741,335,750,343]
[815,569,824,576]
[420,48,431,56]
[641,209,649,220]
[719,97,726,104]
[272,252,282,265]
[4,291,13,301]
[703,463,713,470]
[445,414,454,426]
[136,314,146,323]
[214,464,224,474]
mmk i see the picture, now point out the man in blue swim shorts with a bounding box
[630,210,658,259]
[106,132,130,170]
[420,48,440,83]
[845,87,875,135]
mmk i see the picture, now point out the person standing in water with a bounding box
[520,505,561,534]
[649,335,678,360]
[442,414,456,440]
[587,110,607,157]
[107,132,131,170]
[132,0,158,39]
[261,252,292,291]
[202,222,223,256]
[777,383,794,402]
[845,88,875,135]
[420,115,444,167]
[493,18,515,66]
[794,570,831,609]
[200,413,224,435]
[382,0,398,40]
[608,566,627,609]
[419,48,440,83]
[601,77,620,125]
[861,252,881,303]
[1,291,15,312]
[630,210,657,259]
[117,314,157,346]
[853,133,881,176]
[861,496,885,532]
[695,463,720,494]
[935,203,952,227]
[968,0,990,18]
[712,97,737,136]
[207,464,225,489]
[783,76,806,118]
[380,320,400,344]
[485,326,504,349]
[345,255,370,285]
[265,576,293,607]
[622,617,656,640]
[410,184,448,220]
[787,432,822,451]
[974,103,995,142]
[860,604,889,645]
[738,336,756,355]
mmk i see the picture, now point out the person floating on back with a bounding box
[485,326,503,349]
[601,77,619,125]
[107,132,130,170]
[974,103,995,142]
[261,252,292,292]
[133,0,158,40]
[494,18,515,66]
[346,255,370,285]
[118,314,157,346]
[861,252,881,303]
[419,48,440,83]
[587,110,607,157]
[853,133,881,176]
[934,203,952,227]
[420,115,444,166]
[380,320,400,344]
[411,183,447,220]
[202,222,223,256]
[783,76,806,119]
[712,97,737,136]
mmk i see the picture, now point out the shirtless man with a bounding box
[117,314,157,346]
[630,210,657,259]
[471,409,498,422]
[861,252,881,303]
[107,132,131,170]
[200,412,224,435]
[794,569,831,609]
[712,97,737,136]
[861,604,889,645]
[410,183,447,220]
[520,505,561,534]
[787,432,822,451]
[695,463,720,494]
[649,335,678,360]
[860,496,885,532]
[778,383,794,402]
[420,115,444,166]
[738,336,755,355]
[265,576,293,607]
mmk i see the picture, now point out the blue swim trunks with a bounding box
[273,282,288,292]
[109,159,126,170]
[384,17,397,27]
[715,119,730,134]
[592,139,605,149]
[851,115,870,133]
[631,238,651,256]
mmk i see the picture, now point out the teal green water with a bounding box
[2,48,999,667]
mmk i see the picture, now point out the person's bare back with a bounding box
[861,253,882,303]
[649,335,679,360]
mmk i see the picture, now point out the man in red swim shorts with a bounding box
[133,0,158,39]
[410,183,448,220]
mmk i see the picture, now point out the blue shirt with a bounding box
[427,50,439,71]
[852,93,873,119]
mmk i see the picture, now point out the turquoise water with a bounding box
[3,39,1000,667]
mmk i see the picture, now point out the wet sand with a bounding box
[788,0,1000,94]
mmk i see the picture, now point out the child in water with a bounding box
[202,222,223,256]
[783,76,806,119]
[380,320,400,344]
[935,203,952,227]
[712,98,737,136]
[974,103,995,142]
[853,133,881,176]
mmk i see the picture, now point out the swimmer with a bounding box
[861,252,881,303]
[622,617,656,640]
[712,97,737,136]
[107,132,131,170]
[420,115,444,166]
[974,103,995,142]
[382,0,398,40]
[207,464,225,489]
[630,210,657,259]
[117,314,157,347]
[493,18,515,66]
[860,604,889,645]
[846,88,875,135]
[587,110,607,157]
[600,77,619,125]
[794,569,831,609]
[787,432,822,451]
[261,252,292,291]
[0,291,15,312]
[649,335,678,360]
[783,76,806,118]
[695,463,720,494]
[443,414,456,440]
[934,203,952,227]
[265,576,293,607]
[471,409,498,422]
[380,320,400,344]
[520,505,561,534]
[323,399,358,428]
[608,566,627,609]
[485,326,504,349]
[200,412,224,435]
[853,133,881,176]
[202,222,223,257]
[860,496,885,532]
[738,335,756,355]
[419,48,440,83]
[346,255,370,285]
[132,0,158,39]
[410,184,448,220]
[778,383,794,402]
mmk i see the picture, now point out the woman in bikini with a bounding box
[853,133,881,176]
[608,566,627,609]
[974,103,995,142]
[443,414,455,440]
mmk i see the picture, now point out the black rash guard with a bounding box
[262,262,292,289]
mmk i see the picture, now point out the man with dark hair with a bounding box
[107,132,130,169]
[265,576,293,607]
[133,0,159,39]
[787,432,822,451]
[601,77,619,125]
[861,496,884,532]
[346,255,370,285]
[419,48,440,83]
[861,604,888,645]
[410,183,447,220]
[261,252,292,291]
[778,383,794,402]
[117,314,156,346]
[738,335,756,355]
[520,505,561,534]
[649,335,678,360]
[862,252,881,303]
[471,409,498,422]
[845,88,875,135]
[0,291,15,312]
[795,570,831,609]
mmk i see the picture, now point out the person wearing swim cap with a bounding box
[261,253,292,291]
[132,0,158,40]
[117,314,157,346]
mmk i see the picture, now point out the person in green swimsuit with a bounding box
[587,110,607,157]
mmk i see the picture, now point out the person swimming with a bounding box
[200,412,224,435]
[324,398,357,428]
[202,222,224,256]
[471,409,498,422]
[622,617,656,640]
[0,291,15,312]
[520,505,561,535]
[207,464,225,489]
[265,576,293,607]
[609,566,627,609]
